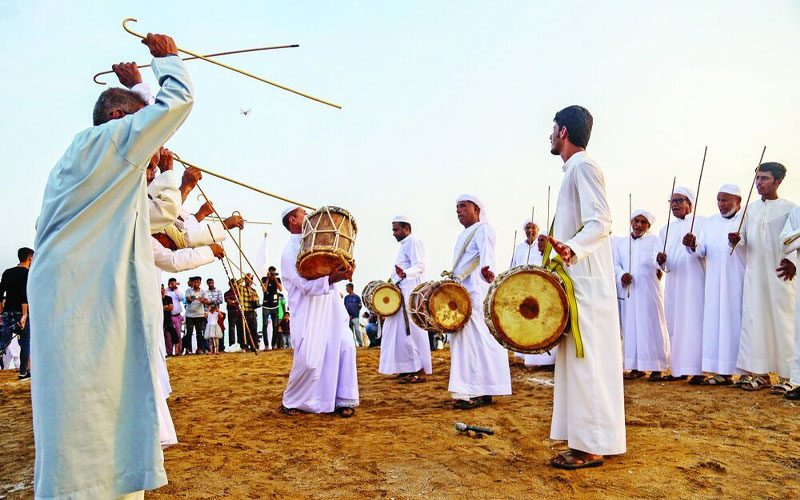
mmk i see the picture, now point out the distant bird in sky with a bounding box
[240,108,252,116]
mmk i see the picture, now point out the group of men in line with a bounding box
[612,163,800,401]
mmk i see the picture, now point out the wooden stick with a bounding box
[526,206,535,264]
[509,230,517,268]
[546,186,551,230]
[662,177,677,255]
[627,193,632,299]
[689,146,708,234]
[731,146,767,256]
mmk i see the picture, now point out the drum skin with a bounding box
[409,280,471,333]
[484,265,568,354]
[297,206,357,280]
[362,280,402,316]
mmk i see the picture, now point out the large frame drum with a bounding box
[409,279,472,333]
[484,265,569,354]
[362,280,402,316]
[297,206,357,280]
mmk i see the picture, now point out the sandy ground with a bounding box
[1,347,799,499]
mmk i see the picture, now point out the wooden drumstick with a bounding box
[509,230,517,268]
[731,146,767,256]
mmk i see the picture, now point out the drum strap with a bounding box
[443,224,483,282]
[395,278,411,336]
[542,220,585,359]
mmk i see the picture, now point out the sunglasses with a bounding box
[669,197,689,205]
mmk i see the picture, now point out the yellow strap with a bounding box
[542,220,585,358]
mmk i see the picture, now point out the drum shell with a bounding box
[297,206,357,280]
[362,280,402,316]
[483,265,568,354]
[409,280,472,333]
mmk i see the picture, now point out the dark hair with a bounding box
[346,283,354,289]
[759,162,787,182]
[168,277,177,284]
[553,105,593,149]
[268,266,277,272]
[92,88,147,126]
[207,278,214,283]
[17,247,34,262]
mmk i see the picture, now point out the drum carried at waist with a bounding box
[297,206,357,280]
[483,265,569,354]
[409,279,472,333]
[362,280,403,316]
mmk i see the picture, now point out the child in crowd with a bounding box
[204,304,223,354]
[278,312,291,349]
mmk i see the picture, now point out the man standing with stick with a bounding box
[729,162,797,393]
[545,105,625,469]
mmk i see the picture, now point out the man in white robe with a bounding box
[655,186,706,383]
[510,218,557,367]
[546,105,625,469]
[279,206,359,417]
[779,205,800,399]
[729,162,797,393]
[378,215,432,382]
[29,33,192,499]
[683,184,745,385]
[613,210,670,380]
[448,195,511,409]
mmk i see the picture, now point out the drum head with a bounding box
[429,282,472,333]
[297,251,349,280]
[487,267,568,353]
[372,284,402,316]
[409,282,435,331]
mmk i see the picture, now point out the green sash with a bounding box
[542,221,585,358]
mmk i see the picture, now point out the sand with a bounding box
[1,348,799,499]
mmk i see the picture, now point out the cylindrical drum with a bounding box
[409,279,472,333]
[297,206,357,280]
[362,280,402,316]
[484,265,569,354]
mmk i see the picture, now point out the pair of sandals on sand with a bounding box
[624,371,691,383]
[453,395,492,410]
[279,405,355,418]
[397,372,427,384]
[733,375,794,394]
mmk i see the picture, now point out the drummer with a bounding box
[378,215,432,383]
[448,194,512,409]
[510,218,557,368]
[278,206,360,418]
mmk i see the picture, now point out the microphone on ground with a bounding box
[455,422,494,435]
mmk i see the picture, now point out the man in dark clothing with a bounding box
[0,247,34,378]
[224,278,244,350]
[262,266,283,349]
[343,283,364,347]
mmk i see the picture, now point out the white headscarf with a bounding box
[280,205,303,224]
[522,218,540,231]
[673,186,695,206]
[456,194,488,223]
[631,209,655,226]
[392,215,412,225]
[718,184,742,197]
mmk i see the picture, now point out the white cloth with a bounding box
[29,56,192,499]
[379,234,432,375]
[695,212,746,375]
[2,337,20,369]
[448,222,511,398]
[204,312,223,339]
[456,194,489,222]
[718,184,742,197]
[655,215,706,376]
[737,198,797,377]
[152,238,215,273]
[510,239,555,365]
[185,222,227,248]
[147,170,180,233]
[674,186,695,206]
[281,234,359,412]
[780,206,800,385]
[613,233,670,372]
[631,209,655,226]
[549,151,625,456]
[393,214,412,225]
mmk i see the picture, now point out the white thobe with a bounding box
[694,212,745,375]
[613,233,670,372]
[378,234,432,375]
[655,215,706,376]
[510,240,556,365]
[281,234,359,412]
[448,222,512,398]
[147,170,181,232]
[549,151,625,456]
[29,56,192,499]
[780,207,800,385]
[737,198,797,377]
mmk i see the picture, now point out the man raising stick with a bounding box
[29,32,192,499]
[546,105,625,469]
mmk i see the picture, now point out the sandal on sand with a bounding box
[647,371,667,382]
[624,370,646,380]
[662,375,688,382]
[550,450,605,470]
[400,375,427,384]
[733,374,753,388]
[784,387,800,400]
[454,398,482,410]
[688,375,706,385]
[334,407,355,418]
[770,381,794,395]
[740,376,770,391]
[700,374,733,386]
[279,405,304,417]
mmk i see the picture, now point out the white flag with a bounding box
[254,232,269,277]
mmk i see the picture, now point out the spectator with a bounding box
[224,278,244,351]
[206,278,224,350]
[161,285,180,356]
[204,303,223,354]
[165,278,184,355]
[279,311,292,349]
[344,283,364,347]
[261,266,283,349]
[237,273,261,351]
[0,247,34,379]
[365,312,381,348]
[183,277,209,354]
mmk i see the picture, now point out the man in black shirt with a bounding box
[0,247,34,379]
[262,266,283,349]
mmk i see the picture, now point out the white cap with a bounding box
[392,215,411,225]
[522,218,540,231]
[673,186,695,206]
[280,205,303,220]
[456,194,488,222]
[718,184,742,197]
[631,209,655,226]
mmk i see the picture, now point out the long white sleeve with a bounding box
[148,170,181,232]
[186,222,227,248]
[401,236,426,279]
[152,238,215,273]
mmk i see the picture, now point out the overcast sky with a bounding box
[1,0,798,295]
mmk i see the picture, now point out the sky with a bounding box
[1,1,799,296]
